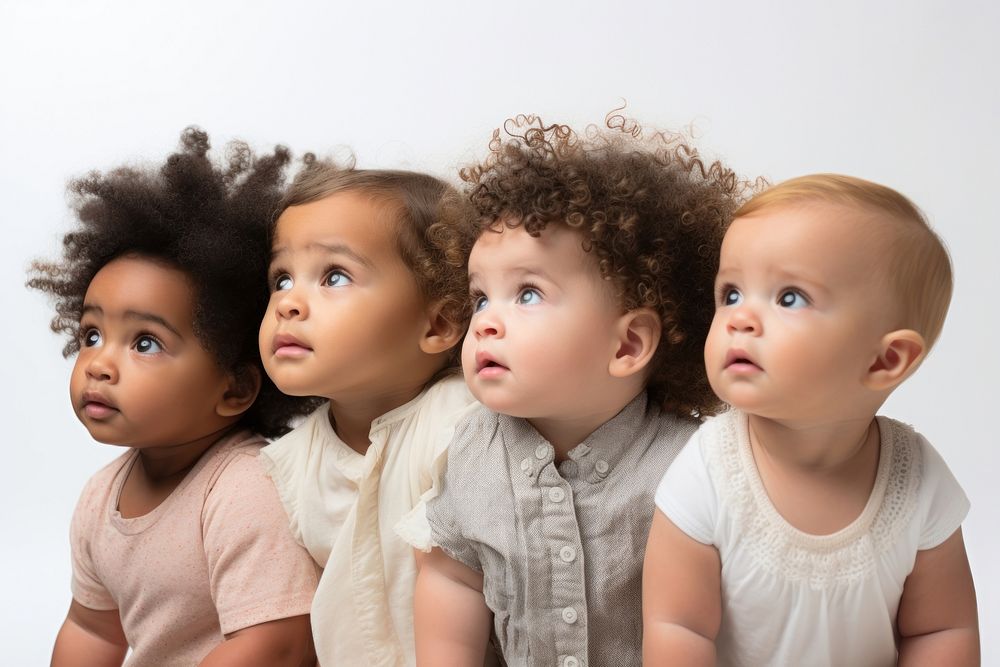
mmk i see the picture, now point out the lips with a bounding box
[272,332,312,357]
[724,349,762,371]
[475,351,509,374]
[81,390,119,419]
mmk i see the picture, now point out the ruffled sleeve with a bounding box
[394,377,478,551]
[914,433,970,550]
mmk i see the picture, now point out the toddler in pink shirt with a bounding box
[29,129,321,667]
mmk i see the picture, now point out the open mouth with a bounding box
[476,352,509,374]
[724,350,761,371]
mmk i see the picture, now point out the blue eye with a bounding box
[472,295,488,313]
[778,290,808,309]
[517,288,542,305]
[324,270,351,287]
[273,274,292,291]
[722,288,742,306]
[134,335,163,355]
[82,328,102,347]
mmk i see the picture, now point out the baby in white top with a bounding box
[257,163,479,666]
[643,174,980,666]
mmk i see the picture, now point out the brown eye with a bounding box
[82,328,102,347]
[134,335,163,354]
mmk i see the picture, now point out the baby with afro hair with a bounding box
[30,128,321,667]
[413,112,752,666]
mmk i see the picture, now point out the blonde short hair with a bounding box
[735,174,952,349]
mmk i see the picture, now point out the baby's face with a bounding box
[704,202,896,423]
[462,224,623,421]
[70,255,235,449]
[260,191,431,401]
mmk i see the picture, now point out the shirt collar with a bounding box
[498,391,652,485]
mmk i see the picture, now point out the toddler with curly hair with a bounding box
[29,129,322,667]
[412,114,749,666]
[256,159,481,665]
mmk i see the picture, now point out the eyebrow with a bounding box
[81,304,183,338]
[468,266,556,284]
[270,242,375,270]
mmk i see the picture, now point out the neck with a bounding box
[136,422,236,482]
[327,381,430,455]
[528,390,641,461]
[747,414,877,472]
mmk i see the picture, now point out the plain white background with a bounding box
[2,1,997,662]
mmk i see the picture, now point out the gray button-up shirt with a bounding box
[427,392,697,666]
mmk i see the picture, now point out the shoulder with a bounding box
[445,404,501,464]
[204,430,269,487]
[72,450,134,533]
[260,403,329,467]
[410,375,479,438]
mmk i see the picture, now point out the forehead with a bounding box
[85,256,196,326]
[469,224,597,270]
[468,224,600,279]
[721,202,885,277]
[272,190,399,259]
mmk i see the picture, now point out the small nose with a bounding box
[473,307,504,339]
[275,287,308,320]
[726,303,760,335]
[85,347,119,383]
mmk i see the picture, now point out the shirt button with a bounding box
[520,458,534,476]
[595,459,610,475]
[548,487,565,503]
[563,656,580,667]
[562,606,578,624]
[559,545,576,562]
[535,444,550,460]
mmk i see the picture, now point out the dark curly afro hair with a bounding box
[454,112,757,419]
[27,127,321,438]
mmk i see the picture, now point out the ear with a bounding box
[863,329,926,392]
[608,308,662,379]
[216,365,262,418]
[418,301,465,355]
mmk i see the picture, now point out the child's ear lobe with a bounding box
[418,302,465,355]
[217,366,262,418]
[609,308,662,379]
[864,329,926,392]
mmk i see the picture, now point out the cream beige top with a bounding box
[70,429,319,667]
[260,375,478,666]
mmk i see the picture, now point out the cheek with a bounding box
[460,331,476,371]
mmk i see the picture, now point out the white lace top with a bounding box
[655,409,969,667]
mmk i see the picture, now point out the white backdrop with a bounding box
[3,1,997,663]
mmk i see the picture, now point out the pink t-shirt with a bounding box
[69,429,319,667]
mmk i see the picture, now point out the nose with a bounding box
[85,347,119,383]
[275,286,308,320]
[473,306,504,339]
[726,302,761,335]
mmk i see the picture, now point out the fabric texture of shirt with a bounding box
[425,392,697,667]
[655,409,970,667]
[69,429,319,667]
[260,375,478,666]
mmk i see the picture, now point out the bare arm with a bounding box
[414,546,492,666]
[51,600,128,667]
[897,528,979,665]
[198,615,313,667]
[642,509,722,667]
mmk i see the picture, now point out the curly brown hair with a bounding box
[27,127,322,438]
[455,112,755,418]
[276,156,476,371]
